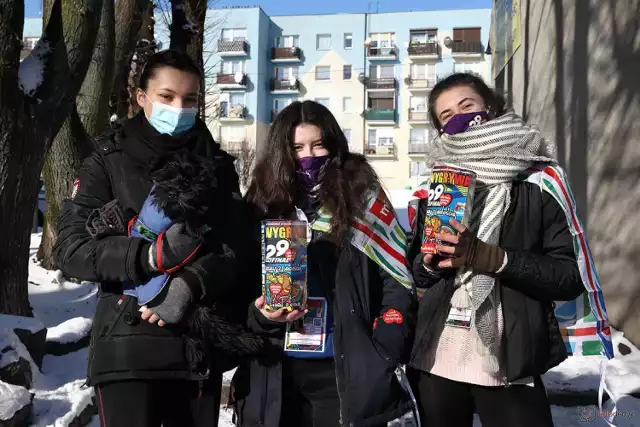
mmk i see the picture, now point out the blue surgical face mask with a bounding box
[144,93,198,135]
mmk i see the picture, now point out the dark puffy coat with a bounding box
[408,179,585,382]
[54,116,261,385]
[233,211,419,427]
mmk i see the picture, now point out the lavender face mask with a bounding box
[296,155,330,192]
[442,111,490,135]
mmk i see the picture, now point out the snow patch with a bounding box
[19,38,50,96]
[46,317,92,344]
[0,329,40,383]
[0,380,31,421]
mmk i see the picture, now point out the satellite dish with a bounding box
[234,71,243,84]
[403,41,409,48]
[364,38,371,46]
[288,75,297,86]
[290,46,297,54]
[443,36,453,48]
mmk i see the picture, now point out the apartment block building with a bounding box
[205,6,491,189]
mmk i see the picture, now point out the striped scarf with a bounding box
[426,110,557,374]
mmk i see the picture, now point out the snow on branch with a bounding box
[18,39,51,97]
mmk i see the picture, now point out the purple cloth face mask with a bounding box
[296,155,330,191]
[442,111,490,135]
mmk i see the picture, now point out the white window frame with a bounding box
[222,60,245,75]
[367,128,394,146]
[276,35,300,48]
[315,66,331,81]
[221,125,246,143]
[410,96,428,112]
[410,161,427,178]
[409,31,427,44]
[342,97,352,113]
[229,92,245,107]
[221,28,247,41]
[369,32,396,47]
[370,64,395,78]
[343,33,353,49]
[275,66,299,80]
[343,65,352,80]
[273,98,293,113]
[316,34,332,51]
[410,127,427,143]
[343,128,352,143]
[315,98,330,108]
[454,62,478,73]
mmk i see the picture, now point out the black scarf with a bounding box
[119,112,217,167]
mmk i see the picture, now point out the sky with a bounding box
[24,0,491,18]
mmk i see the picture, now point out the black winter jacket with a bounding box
[408,179,585,382]
[233,213,418,427]
[53,116,260,385]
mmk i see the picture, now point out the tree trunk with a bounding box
[38,0,115,270]
[128,2,157,118]
[0,0,103,315]
[110,0,150,122]
[170,0,207,117]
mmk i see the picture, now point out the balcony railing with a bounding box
[365,141,396,156]
[407,42,439,56]
[451,41,483,54]
[224,140,248,153]
[405,77,437,90]
[364,108,396,122]
[408,141,431,154]
[219,104,247,119]
[367,45,397,58]
[270,78,300,92]
[216,73,247,86]
[366,77,396,90]
[217,39,248,55]
[408,110,429,122]
[271,46,302,61]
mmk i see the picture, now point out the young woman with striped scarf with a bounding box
[232,100,418,427]
[407,73,591,427]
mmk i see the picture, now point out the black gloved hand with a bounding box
[148,223,203,274]
[412,253,443,284]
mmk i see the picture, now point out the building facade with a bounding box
[206,6,492,189]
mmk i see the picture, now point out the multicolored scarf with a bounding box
[311,183,415,293]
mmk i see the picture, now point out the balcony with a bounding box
[367,45,397,60]
[408,141,432,155]
[270,78,300,94]
[271,46,302,62]
[365,141,396,158]
[451,41,484,58]
[366,77,397,91]
[216,73,247,90]
[407,42,439,59]
[224,140,249,153]
[219,104,248,122]
[405,76,437,91]
[408,109,429,123]
[364,108,396,124]
[217,40,249,57]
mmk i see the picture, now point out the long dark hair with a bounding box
[428,73,506,131]
[246,100,378,244]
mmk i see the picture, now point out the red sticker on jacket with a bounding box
[382,309,403,324]
[71,178,80,199]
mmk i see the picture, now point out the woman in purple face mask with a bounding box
[232,100,418,427]
[406,73,600,427]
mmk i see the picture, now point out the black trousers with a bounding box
[407,368,554,427]
[280,358,341,427]
[95,375,222,427]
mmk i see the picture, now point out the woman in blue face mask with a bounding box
[406,73,606,427]
[54,50,263,427]
[231,100,419,427]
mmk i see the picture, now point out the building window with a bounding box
[342,97,352,112]
[369,32,396,48]
[221,125,246,143]
[343,65,352,80]
[367,94,394,110]
[344,33,353,49]
[275,66,299,80]
[410,96,427,112]
[315,66,331,81]
[221,28,247,41]
[22,37,38,50]
[366,128,394,154]
[273,98,293,116]
[410,161,428,178]
[343,128,352,143]
[222,60,244,75]
[316,34,332,50]
[369,64,394,78]
[409,29,437,44]
[453,62,479,73]
[276,35,300,48]
[452,27,481,43]
[315,98,330,108]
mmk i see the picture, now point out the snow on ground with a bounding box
[0,380,31,422]
[15,233,640,426]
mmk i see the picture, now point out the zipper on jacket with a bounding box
[333,329,346,426]
[197,379,203,413]
[259,367,268,425]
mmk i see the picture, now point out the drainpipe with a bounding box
[362,13,368,153]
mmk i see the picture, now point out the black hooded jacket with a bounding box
[54,114,261,385]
